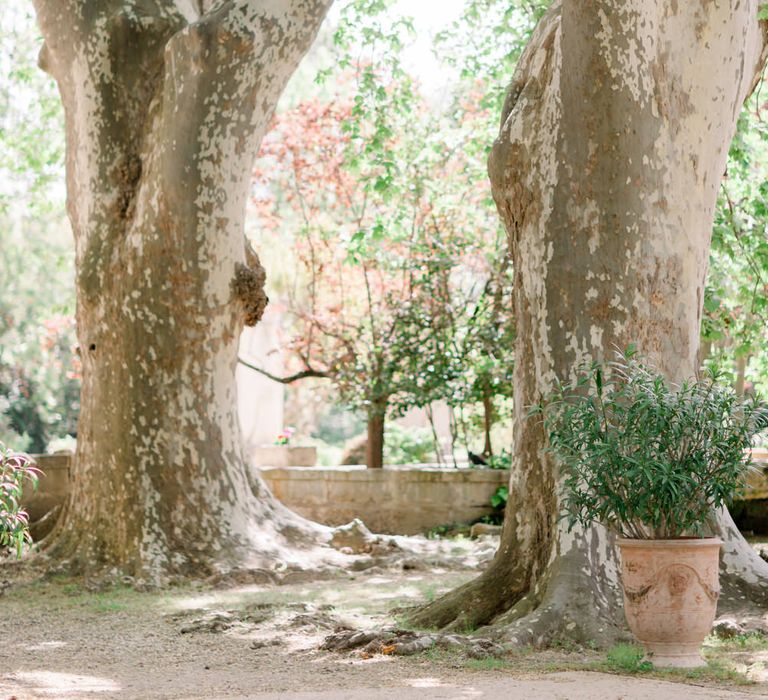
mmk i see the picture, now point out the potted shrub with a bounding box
[1,442,41,557]
[536,351,762,668]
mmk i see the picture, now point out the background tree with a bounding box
[0,3,77,453]
[32,0,338,581]
[703,96,768,393]
[246,1,515,468]
[410,0,768,643]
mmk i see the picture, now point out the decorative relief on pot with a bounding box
[623,563,720,607]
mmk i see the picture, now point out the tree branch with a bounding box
[237,357,329,384]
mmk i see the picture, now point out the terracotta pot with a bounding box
[617,538,722,668]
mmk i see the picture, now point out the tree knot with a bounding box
[231,260,268,326]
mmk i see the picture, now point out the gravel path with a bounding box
[1,538,765,700]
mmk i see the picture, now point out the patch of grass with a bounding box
[668,658,751,685]
[90,595,130,613]
[452,617,477,635]
[587,644,753,687]
[420,584,437,603]
[464,657,509,671]
[391,613,438,633]
[706,632,768,652]
[605,643,652,672]
[420,645,451,662]
[506,643,536,658]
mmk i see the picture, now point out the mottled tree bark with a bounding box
[32,0,335,582]
[410,0,768,644]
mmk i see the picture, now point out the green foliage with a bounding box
[490,485,508,509]
[0,308,79,453]
[434,0,548,116]
[383,424,435,464]
[312,407,366,446]
[708,632,768,652]
[0,4,76,452]
[0,441,40,557]
[486,449,512,470]
[463,657,509,671]
[0,6,65,216]
[707,82,768,395]
[330,0,416,203]
[537,350,763,539]
[254,1,524,462]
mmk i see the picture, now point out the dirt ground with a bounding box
[1,536,767,700]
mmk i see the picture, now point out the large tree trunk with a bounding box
[409,0,768,644]
[33,0,335,582]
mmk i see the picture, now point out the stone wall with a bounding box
[23,453,71,522]
[23,453,508,536]
[257,465,509,535]
[22,449,768,536]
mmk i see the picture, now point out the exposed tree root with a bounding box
[321,627,506,659]
[407,518,768,650]
[716,509,768,612]
[7,507,498,594]
[485,553,628,648]
[406,526,629,648]
[404,554,524,632]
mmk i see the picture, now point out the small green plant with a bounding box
[0,441,41,557]
[479,485,508,526]
[606,643,652,672]
[486,449,512,470]
[549,637,583,653]
[534,349,763,538]
[490,485,508,509]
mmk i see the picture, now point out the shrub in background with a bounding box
[0,441,40,556]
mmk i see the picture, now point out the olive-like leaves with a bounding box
[533,351,764,539]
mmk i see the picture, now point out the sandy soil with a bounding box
[0,537,766,700]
